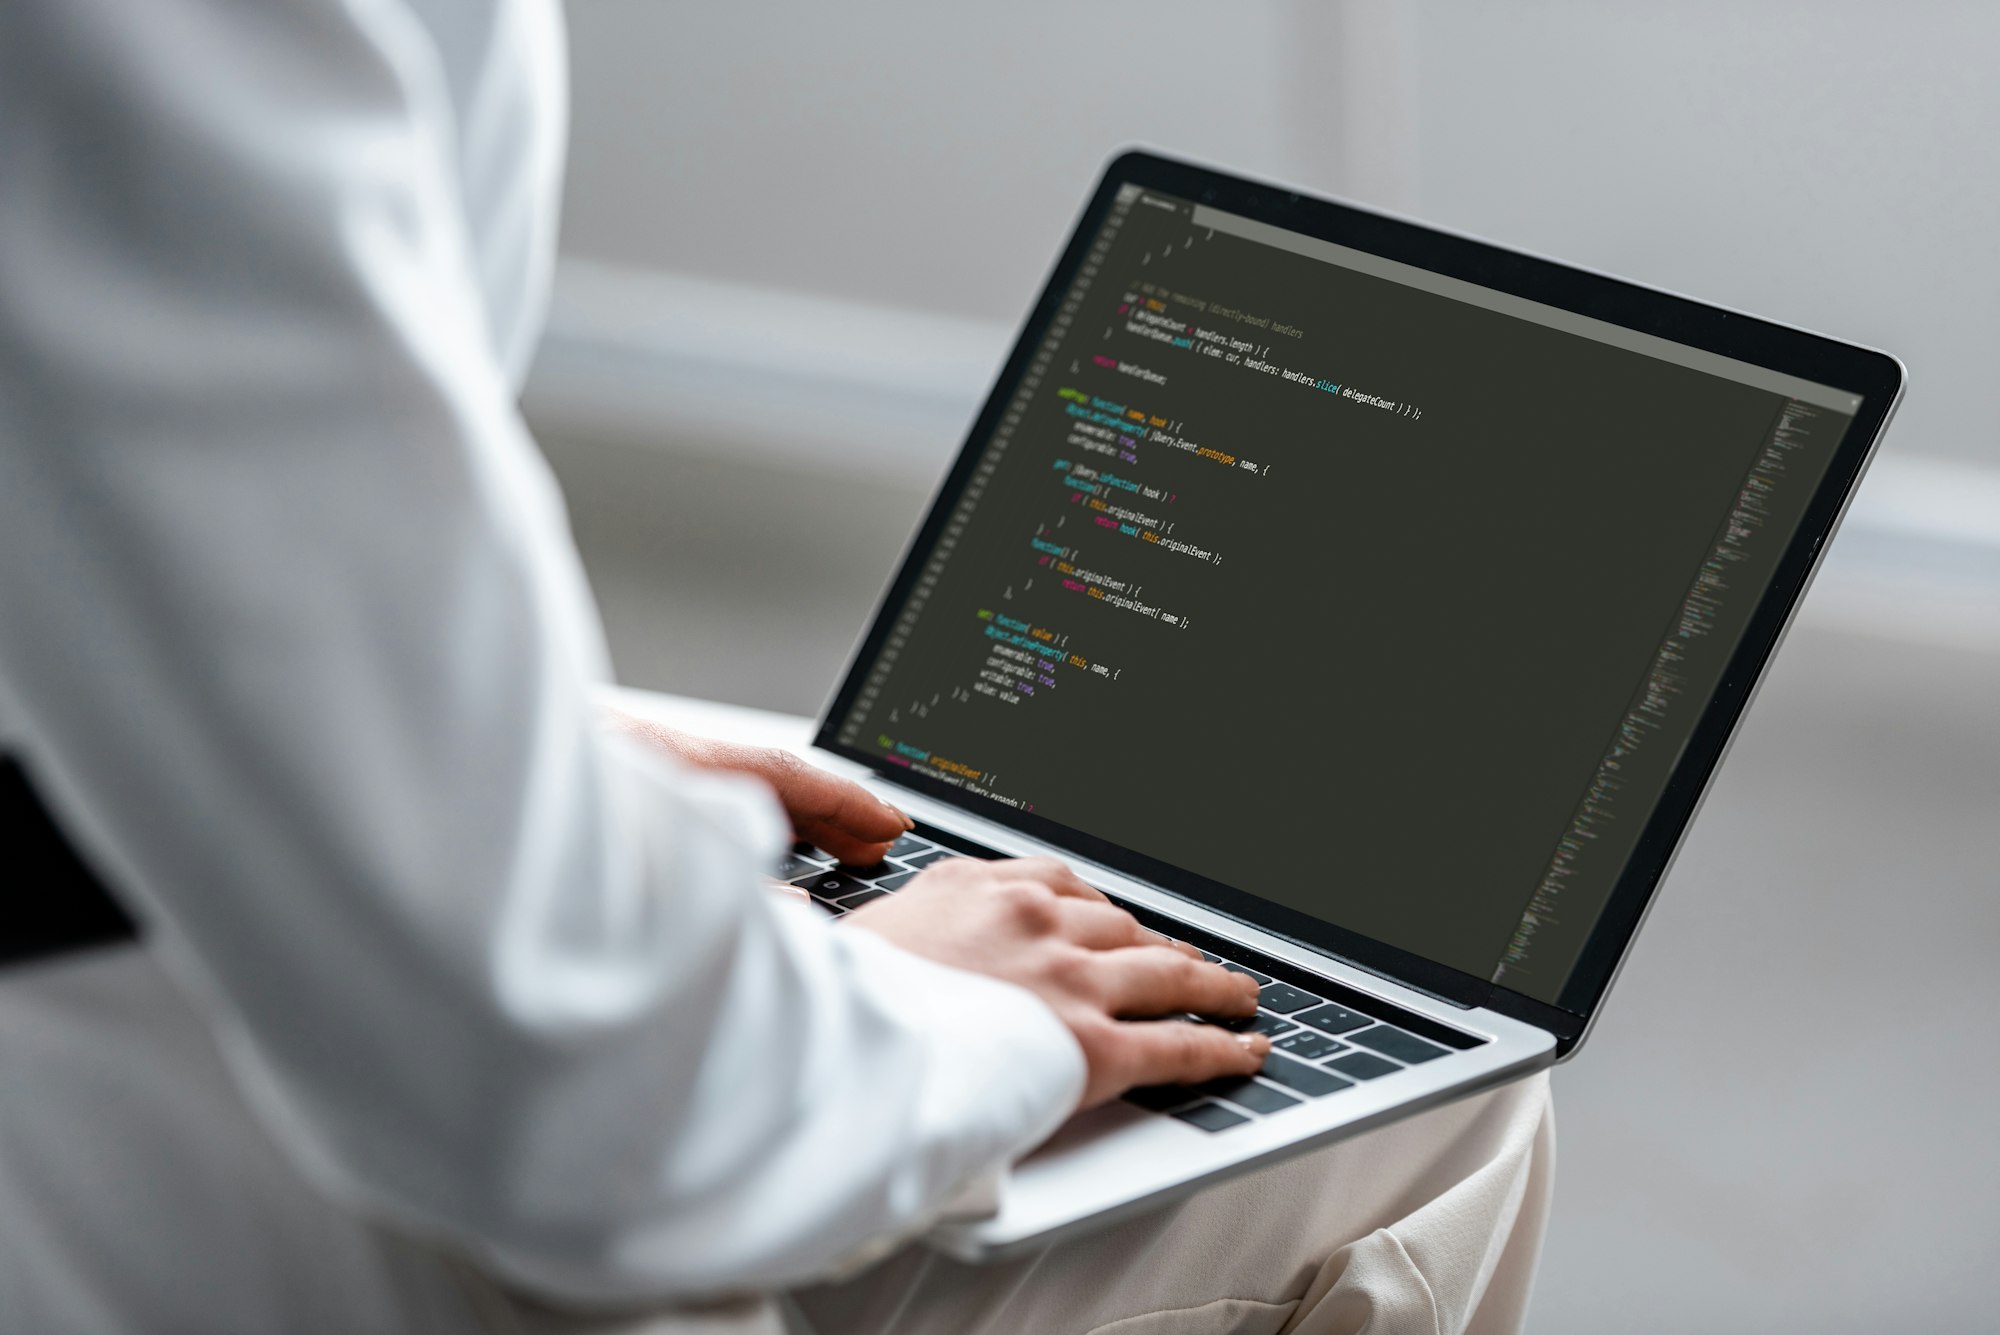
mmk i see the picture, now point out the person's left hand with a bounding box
[603,707,912,864]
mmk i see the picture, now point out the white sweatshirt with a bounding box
[0,0,1083,1304]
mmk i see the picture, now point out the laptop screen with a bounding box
[826,174,1869,1010]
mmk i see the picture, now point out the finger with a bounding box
[904,856,986,885]
[1112,1018,1270,1090]
[1147,934,1204,961]
[765,881,815,912]
[720,746,911,862]
[810,827,899,868]
[648,730,913,861]
[1055,899,1153,951]
[1002,856,1109,902]
[1095,948,1260,1019]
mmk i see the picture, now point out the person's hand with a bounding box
[602,708,911,864]
[845,856,1271,1109]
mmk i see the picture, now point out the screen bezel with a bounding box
[813,149,1905,1041]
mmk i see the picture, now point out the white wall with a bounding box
[553,0,2000,467]
[1401,1,2000,470]
[559,2,1347,322]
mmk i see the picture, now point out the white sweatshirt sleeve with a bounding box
[0,0,1084,1304]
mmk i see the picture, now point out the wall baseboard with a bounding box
[524,259,1009,485]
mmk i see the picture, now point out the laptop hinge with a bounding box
[1180,904,1495,1011]
[862,778,1502,1011]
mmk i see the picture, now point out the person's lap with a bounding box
[0,948,1552,1335]
[789,1062,1552,1335]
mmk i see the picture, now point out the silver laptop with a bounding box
[780,149,1905,1260]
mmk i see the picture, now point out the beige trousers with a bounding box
[788,1065,1554,1334]
[0,949,1553,1335]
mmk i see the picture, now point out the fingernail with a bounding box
[886,804,915,830]
[1235,1032,1271,1058]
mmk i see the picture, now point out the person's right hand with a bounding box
[844,855,1270,1110]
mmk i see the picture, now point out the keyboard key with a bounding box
[1220,961,1272,986]
[875,870,918,892]
[1295,1002,1373,1036]
[791,841,831,861]
[1124,1084,1198,1112]
[1170,1101,1250,1133]
[1202,1077,1302,1116]
[1273,1030,1344,1060]
[1326,1052,1401,1081]
[794,872,871,901]
[839,861,899,881]
[1347,1025,1449,1064]
[776,853,822,880]
[1248,1011,1297,1037]
[1257,1054,1354,1098]
[1256,982,1323,1015]
[1200,951,1221,963]
[887,834,936,859]
[835,888,887,909]
[899,846,962,869]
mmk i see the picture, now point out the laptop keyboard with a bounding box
[784,824,1481,1134]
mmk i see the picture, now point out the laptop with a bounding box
[779,149,1905,1261]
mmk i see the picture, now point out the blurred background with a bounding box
[525,4,1999,1331]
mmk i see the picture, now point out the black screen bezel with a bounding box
[813,149,1904,1037]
